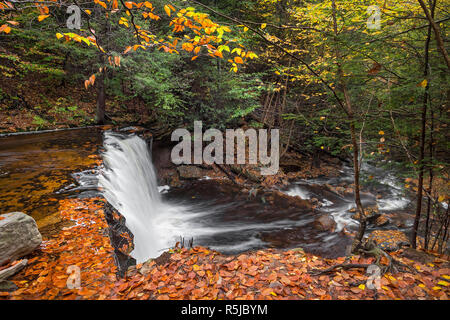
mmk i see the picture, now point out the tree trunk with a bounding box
[331,0,365,251]
[417,0,450,70]
[411,0,435,249]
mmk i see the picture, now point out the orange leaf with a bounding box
[114,56,121,66]
[0,25,11,34]
[38,15,50,22]
[117,282,129,292]
[164,5,171,17]
[234,56,244,64]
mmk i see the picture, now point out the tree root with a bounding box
[311,240,416,276]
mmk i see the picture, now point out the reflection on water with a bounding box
[0,128,102,232]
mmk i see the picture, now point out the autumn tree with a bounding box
[0,0,258,123]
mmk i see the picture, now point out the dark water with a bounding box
[0,128,102,233]
[162,180,353,258]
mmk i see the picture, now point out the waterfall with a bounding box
[98,132,169,263]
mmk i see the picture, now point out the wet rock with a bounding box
[0,212,42,266]
[0,259,27,280]
[335,186,345,194]
[313,214,336,232]
[0,280,18,292]
[367,230,409,252]
[344,188,354,194]
[154,251,172,266]
[177,165,203,180]
[373,215,389,227]
[351,206,380,223]
[103,204,136,277]
[138,259,154,275]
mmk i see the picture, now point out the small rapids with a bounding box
[282,162,415,233]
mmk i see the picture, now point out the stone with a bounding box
[0,280,18,292]
[0,259,28,280]
[177,165,203,180]
[138,260,154,275]
[351,206,380,222]
[367,230,409,252]
[313,214,337,232]
[373,215,389,227]
[0,212,42,266]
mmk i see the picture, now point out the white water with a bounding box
[98,132,186,263]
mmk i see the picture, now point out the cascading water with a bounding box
[98,132,174,262]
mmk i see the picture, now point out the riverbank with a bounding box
[2,196,449,300]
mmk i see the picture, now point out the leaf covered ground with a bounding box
[2,197,449,300]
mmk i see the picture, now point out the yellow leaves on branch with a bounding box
[94,0,107,10]
[119,17,129,28]
[164,4,175,17]
[55,32,93,47]
[182,42,194,52]
[418,79,428,88]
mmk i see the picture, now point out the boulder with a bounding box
[351,206,380,223]
[0,212,42,266]
[313,214,337,232]
[177,165,203,180]
[0,280,18,292]
[373,215,390,227]
[367,230,409,252]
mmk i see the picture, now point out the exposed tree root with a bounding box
[311,240,416,276]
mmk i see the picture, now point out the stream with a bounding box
[0,128,416,264]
